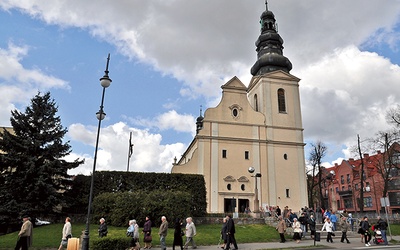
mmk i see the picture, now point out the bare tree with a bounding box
[386,104,400,127]
[368,130,400,197]
[307,141,327,209]
[357,134,366,213]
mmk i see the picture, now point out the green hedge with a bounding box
[92,235,131,250]
[63,171,207,224]
[92,190,192,227]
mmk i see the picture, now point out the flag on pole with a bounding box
[128,132,134,158]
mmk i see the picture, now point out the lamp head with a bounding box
[96,110,106,121]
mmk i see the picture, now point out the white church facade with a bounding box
[171,3,308,214]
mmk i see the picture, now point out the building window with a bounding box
[365,182,371,192]
[342,186,345,191]
[341,175,344,184]
[283,153,288,160]
[245,151,249,160]
[347,174,351,183]
[227,184,231,190]
[277,88,286,113]
[254,94,258,111]
[344,197,353,208]
[335,187,339,193]
[363,197,373,208]
[241,184,245,191]
[355,184,359,190]
[348,185,352,191]
[222,150,227,158]
[286,189,290,198]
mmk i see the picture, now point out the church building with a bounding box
[171,2,308,214]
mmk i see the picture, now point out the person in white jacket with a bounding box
[292,218,302,243]
[321,217,334,243]
[58,217,72,250]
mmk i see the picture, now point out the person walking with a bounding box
[292,218,302,243]
[127,220,137,250]
[339,216,350,244]
[347,213,354,231]
[220,217,228,249]
[276,215,286,243]
[321,217,334,243]
[98,218,108,237]
[184,217,197,249]
[172,218,184,250]
[58,217,72,250]
[361,216,372,247]
[330,211,337,231]
[376,216,389,245]
[298,212,307,238]
[14,215,33,250]
[143,216,152,249]
[158,216,168,250]
[307,214,316,240]
[132,220,140,250]
[224,215,238,250]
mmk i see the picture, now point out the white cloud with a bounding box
[67,121,186,175]
[0,42,69,126]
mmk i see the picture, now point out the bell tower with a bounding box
[247,1,308,209]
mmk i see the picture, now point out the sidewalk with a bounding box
[203,235,400,250]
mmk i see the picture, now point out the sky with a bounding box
[1,1,400,175]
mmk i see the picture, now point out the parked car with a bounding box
[35,218,50,226]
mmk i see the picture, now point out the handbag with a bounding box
[144,234,152,242]
[61,239,68,247]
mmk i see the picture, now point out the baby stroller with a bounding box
[371,225,384,245]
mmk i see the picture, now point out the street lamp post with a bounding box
[248,167,262,213]
[81,54,112,250]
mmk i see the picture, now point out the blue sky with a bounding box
[1,1,400,175]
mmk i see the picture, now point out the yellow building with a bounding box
[172,3,307,214]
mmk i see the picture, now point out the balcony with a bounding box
[338,190,353,196]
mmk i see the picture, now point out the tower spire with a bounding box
[251,2,292,76]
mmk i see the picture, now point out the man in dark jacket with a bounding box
[224,215,238,250]
[376,216,388,245]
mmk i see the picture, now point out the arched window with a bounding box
[277,88,286,113]
[254,94,258,111]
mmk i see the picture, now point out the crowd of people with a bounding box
[274,205,390,247]
[12,207,391,249]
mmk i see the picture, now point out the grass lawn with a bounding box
[2,223,399,249]
[0,223,279,249]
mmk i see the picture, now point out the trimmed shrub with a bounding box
[63,171,207,221]
[92,190,192,227]
[92,235,130,250]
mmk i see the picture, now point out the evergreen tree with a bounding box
[0,92,83,219]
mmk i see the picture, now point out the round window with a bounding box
[232,108,238,117]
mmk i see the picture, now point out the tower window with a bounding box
[227,184,231,190]
[245,151,249,160]
[222,150,227,158]
[286,189,290,198]
[254,94,258,111]
[277,88,286,113]
[283,153,288,160]
[241,184,245,191]
[232,108,238,117]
